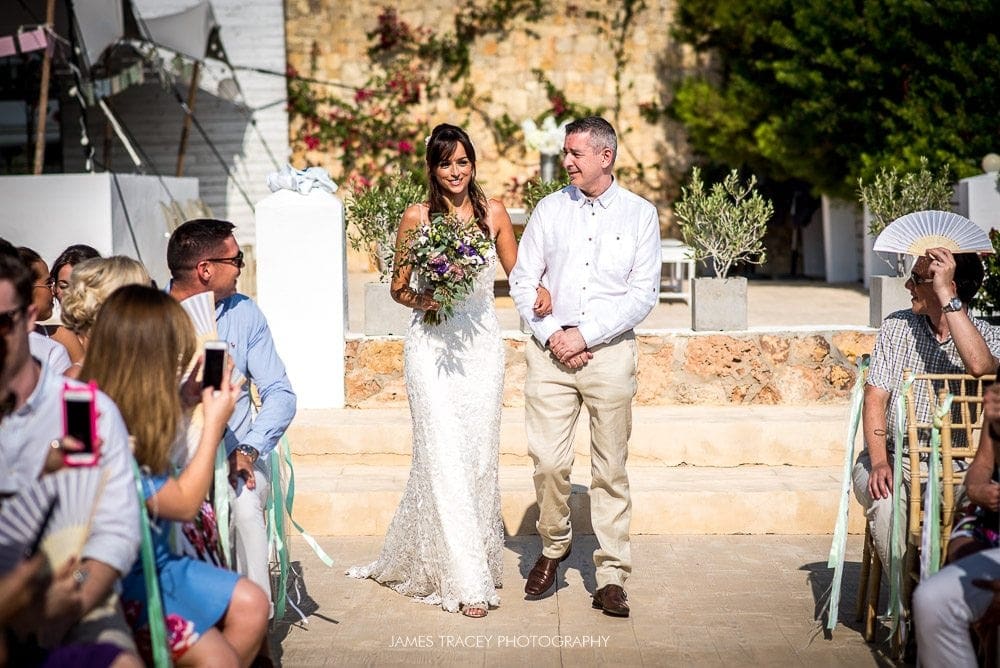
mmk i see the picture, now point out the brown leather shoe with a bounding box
[524,547,571,596]
[592,584,629,617]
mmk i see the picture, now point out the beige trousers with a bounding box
[524,331,637,589]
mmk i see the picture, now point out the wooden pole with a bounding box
[32,0,57,175]
[175,61,201,177]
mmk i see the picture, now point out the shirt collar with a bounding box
[572,177,619,210]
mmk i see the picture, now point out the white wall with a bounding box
[0,173,197,287]
[62,0,290,247]
[956,173,1000,234]
[821,195,862,283]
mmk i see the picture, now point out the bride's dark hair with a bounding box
[425,123,490,237]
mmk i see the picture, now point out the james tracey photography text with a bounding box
[389,635,611,649]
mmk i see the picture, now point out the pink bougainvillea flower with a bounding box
[398,140,414,154]
[304,135,321,150]
[354,88,373,103]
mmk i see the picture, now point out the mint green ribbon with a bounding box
[213,442,231,567]
[131,459,171,668]
[887,373,914,636]
[920,394,952,580]
[265,434,333,621]
[825,355,869,630]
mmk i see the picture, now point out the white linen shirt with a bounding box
[0,356,140,575]
[28,331,72,375]
[509,180,662,347]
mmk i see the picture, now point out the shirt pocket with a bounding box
[596,231,636,279]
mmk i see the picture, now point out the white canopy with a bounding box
[74,0,218,66]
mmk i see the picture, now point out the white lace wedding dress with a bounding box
[347,248,504,612]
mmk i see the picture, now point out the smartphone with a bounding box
[202,340,227,391]
[62,382,99,467]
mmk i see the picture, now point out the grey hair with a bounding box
[565,116,617,164]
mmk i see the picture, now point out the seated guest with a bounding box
[0,243,142,665]
[948,384,1000,563]
[48,244,100,368]
[915,383,1000,666]
[17,247,71,375]
[59,256,150,377]
[852,249,1000,576]
[83,285,268,666]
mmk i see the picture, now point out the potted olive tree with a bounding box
[858,157,953,327]
[346,173,427,335]
[674,167,772,331]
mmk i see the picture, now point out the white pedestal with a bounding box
[256,189,346,409]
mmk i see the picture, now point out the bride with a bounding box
[347,124,550,618]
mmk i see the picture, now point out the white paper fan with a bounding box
[180,290,218,341]
[0,467,109,573]
[873,210,993,255]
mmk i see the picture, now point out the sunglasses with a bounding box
[909,271,934,285]
[203,250,245,269]
[0,307,24,336]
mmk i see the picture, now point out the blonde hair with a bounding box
[81,285,196,474]
[60,256,151,336]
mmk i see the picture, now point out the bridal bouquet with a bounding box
[406,213,493,324]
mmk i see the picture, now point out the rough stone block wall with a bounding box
[344,331,877,407]
[284,0,696,218]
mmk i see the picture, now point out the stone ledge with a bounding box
[286,405,855,468]
[344,330,876,408]
[289,464,865,536]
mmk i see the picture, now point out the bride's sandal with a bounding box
[461,603,488,618]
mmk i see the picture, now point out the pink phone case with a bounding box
[61,381,100,467]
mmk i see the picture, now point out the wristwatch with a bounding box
[236,444,259,464]
[941,296,963,313]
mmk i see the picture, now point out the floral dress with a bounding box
[121,473,240,661]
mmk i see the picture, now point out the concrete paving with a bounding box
[269,534,895,666]
[347,272,872,334]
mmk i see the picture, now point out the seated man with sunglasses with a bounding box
[853,248,1000,583]
[167,219,296,623]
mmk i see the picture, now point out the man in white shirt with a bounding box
[509,117,661,618]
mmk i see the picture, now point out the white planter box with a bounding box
[363,282,413,336]
[869,275,911,328]
[691,277,748,331]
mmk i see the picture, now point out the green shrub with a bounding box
[674,167,772,279]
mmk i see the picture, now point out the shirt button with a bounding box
[588,237,592,241]
[585,262,589,266]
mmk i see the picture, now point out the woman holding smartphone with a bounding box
[81,285,268,667]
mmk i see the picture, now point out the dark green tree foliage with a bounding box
[669,0,1000,197]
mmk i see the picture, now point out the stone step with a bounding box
[286,404,855,468]
[287,463,865,536]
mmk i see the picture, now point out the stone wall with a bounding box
[344,330,876,407]
[284,0,697,216]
